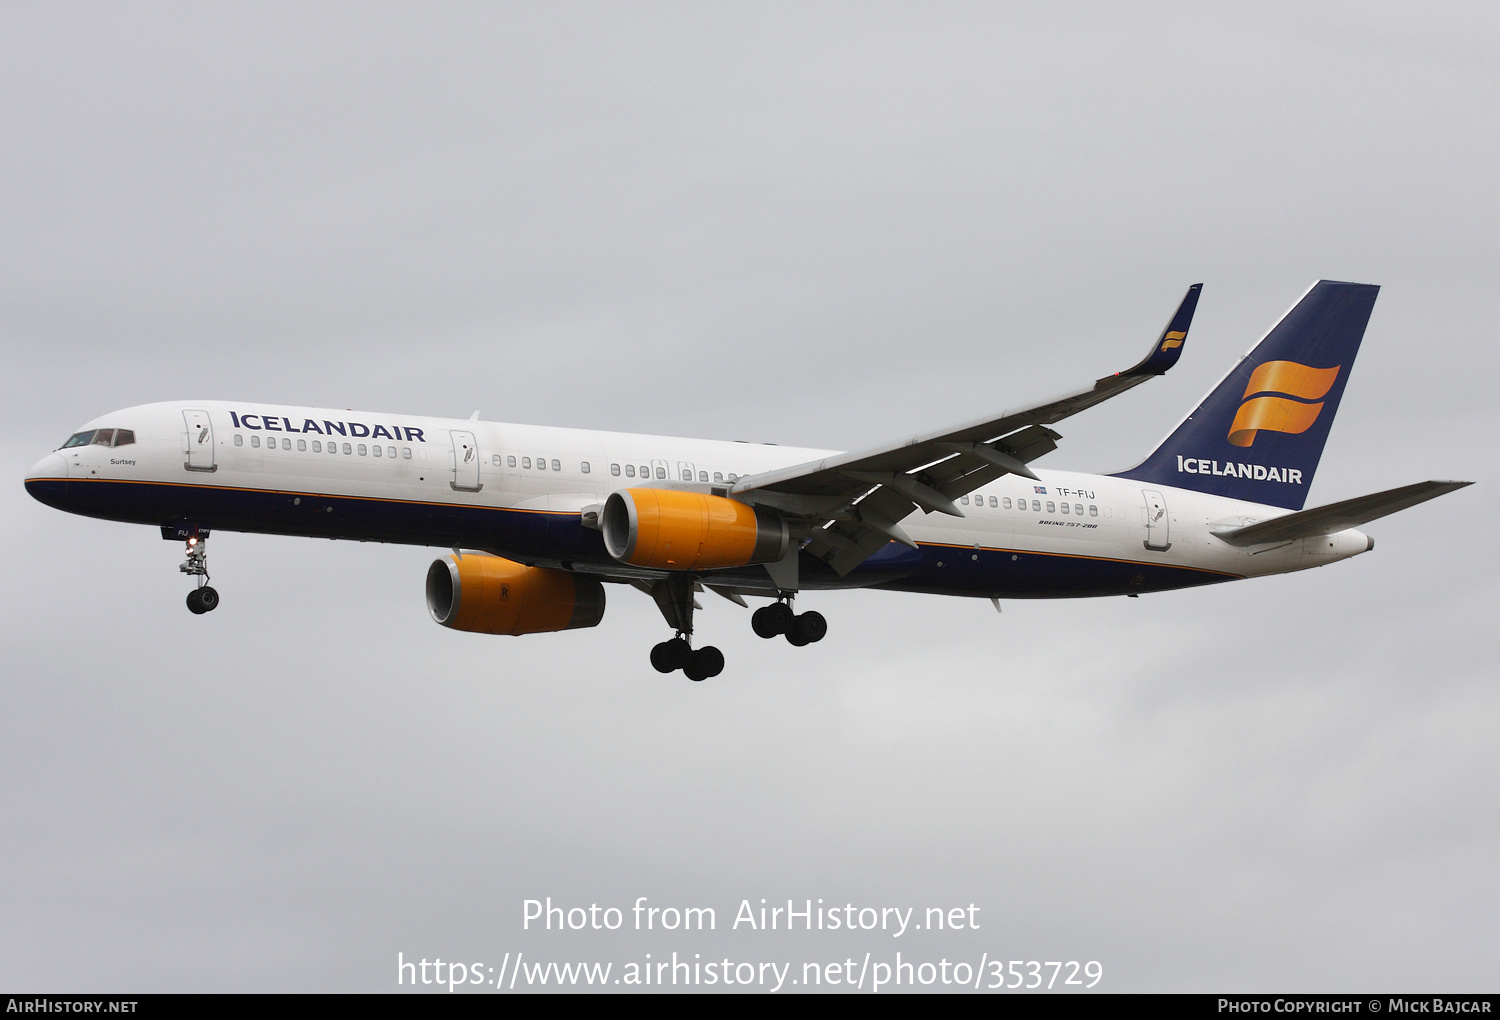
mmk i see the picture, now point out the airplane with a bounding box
[24,280,1470,681]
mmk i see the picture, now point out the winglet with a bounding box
[1120,283,1202,377]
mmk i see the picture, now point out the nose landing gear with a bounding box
[751,598,825,646]
[178,534,220,615]
[186,585,219,614]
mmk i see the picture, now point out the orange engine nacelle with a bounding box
[602,488,789,570]
[426,553,605,635]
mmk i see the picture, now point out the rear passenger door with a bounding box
[1142,489,1171,551]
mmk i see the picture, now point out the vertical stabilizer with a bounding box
[1111,280,1379,510]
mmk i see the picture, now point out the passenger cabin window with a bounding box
[1089,505,1098,516]
[342,443,351,455]
[639,465,649,478]
[698,470,708,482]
[297,439,307,451]
[507,455,516,467]
[624,464,635,477]
[1060,502,1069,514]
[1075,504,1083,515]
[522,457,531,469]
[402,448,412,459]
[681,469,692,481]
[234,434,244,446]
[611,463,621,476]
[989,496,997,507]
[1046,501,1055,513]
[551,459,560,472]
[312,440,321,452]
[581,462,590,474]
[251,435,261,448]
[713,472,723,482]
[373,445,382,457]
[358,444,367,456]
[492,455,501,466]
[537,458,546,471]
[960,495,969,505]
[388,446,396,458]
[655,466,666,480]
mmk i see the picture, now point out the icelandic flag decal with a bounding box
[1033,485,1047,494]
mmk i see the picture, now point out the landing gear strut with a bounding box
[179,535,220,615]
[643,576,724,681]
[752,598,825,646]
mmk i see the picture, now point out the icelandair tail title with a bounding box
[229,411,427,444]
[1176,455,1303,484]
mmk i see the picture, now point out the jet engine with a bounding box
[601,488,789,571]
[426,553,605,635]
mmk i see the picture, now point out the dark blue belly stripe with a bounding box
[25,477,1239,598]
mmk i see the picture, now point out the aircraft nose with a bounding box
[24,452,68,506]
[27,452,66,480]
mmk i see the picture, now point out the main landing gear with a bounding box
[639,581,827,680]
[650,638,725,682]
[751,599,826,646]
[643,576,725,681]
[179,534,220,615]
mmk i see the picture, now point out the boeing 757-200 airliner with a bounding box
[25,281,1470,680]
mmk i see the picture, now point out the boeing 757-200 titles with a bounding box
[25,281,1470,679]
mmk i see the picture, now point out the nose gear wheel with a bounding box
[178,535,220,614]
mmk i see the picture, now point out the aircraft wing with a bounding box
[1212,480,1472,547]
[731,284,1203,575]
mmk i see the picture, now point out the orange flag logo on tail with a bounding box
[1227,361,1340,448]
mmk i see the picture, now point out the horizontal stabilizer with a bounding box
[1214,480,1472,546]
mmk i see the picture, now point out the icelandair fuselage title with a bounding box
[229,411,426,444]
[1176,455,1302,484]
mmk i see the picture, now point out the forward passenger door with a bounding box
[182,409,216,472]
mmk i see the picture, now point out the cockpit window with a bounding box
[60,428,136,449]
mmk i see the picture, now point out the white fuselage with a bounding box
[25,400,1372,599]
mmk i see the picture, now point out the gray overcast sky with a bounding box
[2,2,1497,992]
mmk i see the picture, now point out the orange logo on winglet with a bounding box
[1227,361,1340,447]
[1159,330,1186,352]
